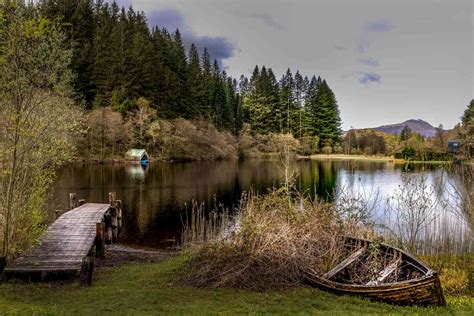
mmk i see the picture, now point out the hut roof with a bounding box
[125,149,148,160]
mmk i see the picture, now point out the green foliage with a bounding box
[462,99,474,126]
[400,147,416,160]
[0,1,80,258]
[399,125,412,142]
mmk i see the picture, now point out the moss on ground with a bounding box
[0,255,473,315]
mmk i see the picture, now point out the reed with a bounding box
[181,191,377,290]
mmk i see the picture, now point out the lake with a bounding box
[49,159,473,253]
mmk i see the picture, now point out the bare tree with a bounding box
[446,165,474,233]
[0,3,80,259]
[386,174,444,253]
[130,97,156,148]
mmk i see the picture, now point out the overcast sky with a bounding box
[116,0,473,130]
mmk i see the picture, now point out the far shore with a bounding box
[299,154,455,164]
[299,154,401,162]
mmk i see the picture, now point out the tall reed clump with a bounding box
[181,191,374,290]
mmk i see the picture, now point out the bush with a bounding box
[182,191,375,290]
[322,146,333,155]
[299,136,320,155]
[151,118,238,161]
[238,126,301,159]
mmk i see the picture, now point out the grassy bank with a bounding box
[1,255,473,315]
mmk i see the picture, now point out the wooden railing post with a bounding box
[109,192,116,207]
[111,208,118,243]
[104,212,113,244]
[79,256,94,287]
[116,200,123,233]
[108,192,119,243]
[69,193,77,210]
[95,223,105,257]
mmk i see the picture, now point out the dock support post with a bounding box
[69,193,77,210]
[54,210,62,220]
[109,192,117,207]
[95,223,105,257]
[108,192,119,242]
[104,212,113,244]
[111,208,118,243]
[79,256,94,287]
[116,200,123,233]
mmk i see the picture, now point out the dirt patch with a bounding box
[96,244,176,268]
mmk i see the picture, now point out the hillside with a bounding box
[373,119,438,138]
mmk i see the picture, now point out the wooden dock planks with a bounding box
[4,203,110,274]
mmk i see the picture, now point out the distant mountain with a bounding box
[373,119,438,138]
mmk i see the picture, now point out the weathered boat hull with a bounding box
[304,237,446,306]
[305,271,445,306]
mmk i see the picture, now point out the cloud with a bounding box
[182,34,236,65]
[250,13,285,30]
[358,57,379,67]
[355,37,370,53]
[145,8,236,67]
[358,72,381,85]
[147,8,185,32]
[333,44,347,51]
[364,19,395,33]
[355,19,394,53]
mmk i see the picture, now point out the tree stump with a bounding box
[79,256,94,287]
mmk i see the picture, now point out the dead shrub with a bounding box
[238,126,301,159]
[151,118,238,160]
[181,191,374,290]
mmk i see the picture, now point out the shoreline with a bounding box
[299,154,456,164]
[299,154,400,162]
[70,154,463,165]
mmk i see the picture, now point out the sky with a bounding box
[115,0,473,130]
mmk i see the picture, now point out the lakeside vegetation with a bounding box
[0,255,473,315]
[0,0,473,314]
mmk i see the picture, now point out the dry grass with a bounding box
[181,191,376,290]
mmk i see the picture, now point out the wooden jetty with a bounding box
[2,192,122,286]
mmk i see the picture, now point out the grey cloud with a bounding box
[358,57,379,67]
[147,8,185,32]
[146,8,236,67]
[250,13,285,30]
[182,34,236,67]
[333,44,347,51]
[364,19,395,32]
[358,72,381,84]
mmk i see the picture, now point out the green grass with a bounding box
[0,255,473,315]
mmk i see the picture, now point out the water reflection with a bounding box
[50,160,472,252]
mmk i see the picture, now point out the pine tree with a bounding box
[170,29,191,117]
[279,68,298,134]
[187,43,204,116]
[201,47,213,119]
[314,80,342,147]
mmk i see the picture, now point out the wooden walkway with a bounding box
[4,203,110,274]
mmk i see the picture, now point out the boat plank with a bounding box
[323,246,366,280]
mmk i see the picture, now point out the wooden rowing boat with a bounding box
[304,236,446,306]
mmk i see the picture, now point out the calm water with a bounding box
[49,160,473,252]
